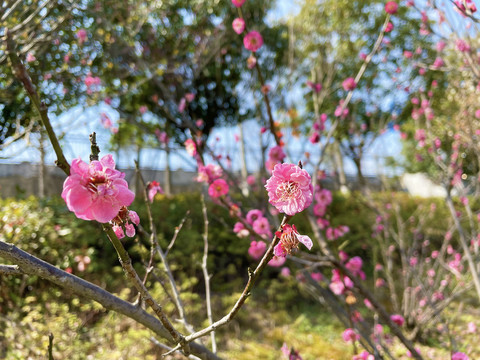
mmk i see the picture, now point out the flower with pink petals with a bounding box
[452,352,469,360]
[231,0,245,7]
[26,53,36,62]
[247,55,257,69]
[184,139,197,157]
[268,255,286,267]
[265,163,313,216]
[342,328,359,343]
[268,145,286,162]
[208,179,229,198]
[390,314,405,326]
[148,181,163,202]
[196,164,223,183]
[385,1,399,14]
[61,155,135,223]
[274,224,313,257]
[243,31,263,52]
[253,217,272,238]
[246,209,264,224]
[248,241,267,260]
[76,29,87,44]
[232,18,246,34]
[342,77,357,91]
[185,93,196,102]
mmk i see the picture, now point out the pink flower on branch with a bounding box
[248,241,267,260]
[61,155,135,223]
[274,224,312,257]
[208,179,229,198]
[148,181,163,202]
[385,1,399,14]
[342,77,357,91]
[232,18,246,34]
[265,163,313,216]
[231,0,245,7]
[243,31,264,52]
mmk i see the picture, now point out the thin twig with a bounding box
[201,195,216,353]
[0,264,23,275]
[165,211,190,256]
[47,333,54,360]
[135,164,195,334]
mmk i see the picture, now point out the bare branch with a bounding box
[0,240,221,360]
[201,195,216,353]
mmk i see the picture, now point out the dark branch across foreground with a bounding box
[0,240,222,360]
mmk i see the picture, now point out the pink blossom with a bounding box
[404,50,413,58]
[346,256,363,275]
[196,164,223,183]
[26,53,36,62]
[247,175,256,185]
[268,145,286,162]
[139,105,148,114]
[281,343,302,360]
[268,255,286,267]
[243,31,263,52]
[84,75,101,88]
[231,0,245,7]
[184,139,197,157]
[342,77,357,91]
[468,322,477,333]
[436,41,446,52]
[247,55,257,69]
[248,241,267,260]
[385,1,399,14]
[274,224,312,257]
[311,272,323,281]
[113,224,125,239]
[61,155,135,223]
[329,280,345,295]
[306,81,322,93]
[342,328,359,343]
[208,179,229,198]
[353,351,374,360]
[280,267,291,277]
[253,217,272,238]
[433,57,444,68]
[456,39,470,52]
[246,209,264,224]
[452,352,469,360]
[148,181,163,202]
[76,29,87,44]
[178,97,186,112]
[390,314,405,326]
[233,222,249,237]
[385,22,394,32]
[185,93,196,102]
[232,18,246,34]
[265,163,313,216]
[155,129,169,144]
